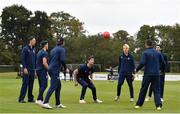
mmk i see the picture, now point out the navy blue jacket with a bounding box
[36,49,48,71]
[77,64,94,80]
[21,45,35,70]
[136,47,165,76]
[48,45,66,73]
[118,53,135,75]
[160,53,168,73]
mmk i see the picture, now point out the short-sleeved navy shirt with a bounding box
[77,64,94,80]
[36,49,48,71]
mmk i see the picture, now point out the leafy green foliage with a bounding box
[0,4,180,72]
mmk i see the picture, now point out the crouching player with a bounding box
[73,56,103,104]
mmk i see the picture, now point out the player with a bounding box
[135,40,165,110]
[42,37,67,109]
[145,45,168,102]
[35,41,49,105]
[114,44,135,102]
[18,36,36,103]
[73,56,103,104]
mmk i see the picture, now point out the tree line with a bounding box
[0,5,180,72]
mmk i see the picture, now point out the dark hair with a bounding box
[88,56,94,61]
[57,37,64,45]
[146,39,153,46]
[156,44,163,52]
[28,36,36,43]
[40,40,48,48]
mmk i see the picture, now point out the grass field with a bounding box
[0,72,180,113]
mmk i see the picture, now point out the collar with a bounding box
[147,47,153,49]
[123,52,130,57]
[86,64,93,69]
[27,45,33,50]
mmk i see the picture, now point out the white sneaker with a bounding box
[145,97,150,102]
[156,106,162,111]
[130,98,134,102]
[42,103,53,109]
[35,100,43,105]
[114,96,120,101]
[56,104,66,108]
[79,100,86,104]
[94,99,103,103]
[161,98,164,102]
[135,105,141,109]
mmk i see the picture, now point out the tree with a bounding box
[113,30,129,43]
[154,25,172,59]
[50,11,86,39]
[170,24,180,61]
[154,24,180,61]
[1,4,32,50]
[0,39,17,65]
[135,25,156,60]
[28,10,52,48]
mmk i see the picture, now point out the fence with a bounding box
[0,62,179,73]
[0,64,102,73]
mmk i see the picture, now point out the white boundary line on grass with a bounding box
[0,111,179,114]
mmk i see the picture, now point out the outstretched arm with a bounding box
[136,53,146,72]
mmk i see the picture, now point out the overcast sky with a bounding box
[0,0,180,35]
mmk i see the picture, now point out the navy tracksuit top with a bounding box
[136,47,165,76]
[77,64,94,80]
[118,53,135,75]
[48,45,66,73]
[160,53,168,73]
[21,45,35,70]
[36,49,49,71]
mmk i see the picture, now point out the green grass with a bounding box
[0,72,180,113]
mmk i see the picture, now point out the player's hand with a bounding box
[23,68,28,75]
[74,82,78,86]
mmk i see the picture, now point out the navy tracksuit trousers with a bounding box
[44,71,61,105]
[18,70,35,102]
[117,74,134,98]
[37,70,48,101]
[148,75,165,98]
[136,76,162,107]
[77,78,97,101]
